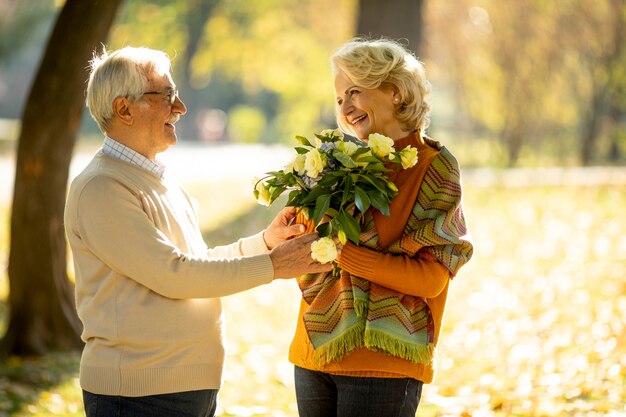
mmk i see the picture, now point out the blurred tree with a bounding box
[428,1,577,166]
[487,2,565,166]
[564,0,626,165]
[190,0,356,142]
[0,1,57,119]
[0,0,55,59]
[356,0,424,55]
[2,0,123,356]
[178,0,220,140]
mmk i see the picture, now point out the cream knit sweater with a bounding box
[64,151,274,396]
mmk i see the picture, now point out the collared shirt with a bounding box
[102,136,165,178]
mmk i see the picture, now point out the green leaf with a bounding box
[295,135,313,147]
[295,146,310,154]
[313,194,331,225]
[338,210,361,244]
[351,147,371,158]
[355,156,382,164]
[315,133,335,143]
[364,163,390,172]
[316,222,332,237]
[286,189,303,206]
[325,207,340,218]
[354,187,371,213]
[318,174,340,188]
[301,186,326,204]
[269,186,286,202]
[341,174,353,206]
[333,150,357,168]
[358,174,388,193]
[294,176,308,189]
[369,190,391,216]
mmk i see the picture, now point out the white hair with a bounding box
[331,38,431,135]
[86,46,172,133]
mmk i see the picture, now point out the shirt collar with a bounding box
[102,136,165,178]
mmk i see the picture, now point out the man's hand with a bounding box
[269,233,336,279]
[263,207,306,250]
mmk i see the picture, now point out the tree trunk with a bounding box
[178,0,219,141]
[2,0,124,357]
[502,123,525,167]
[356,0,424,56]
[607,101,624,162]
[580,88,607,166]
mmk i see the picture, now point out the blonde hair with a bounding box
[86,46,172,133]
[331,38,431,135]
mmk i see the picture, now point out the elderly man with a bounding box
[64,46,332,417]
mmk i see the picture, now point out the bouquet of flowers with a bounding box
[253,129,418,264]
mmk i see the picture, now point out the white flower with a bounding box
[289,153,306,175]
[254,179,271,206]
[310,236,337,264]
[399,147,418,169]
[320,128,344,139]
[337,140,359,156]
[333,128,344,139]
[304,149,325,178]
[368,133,395,158]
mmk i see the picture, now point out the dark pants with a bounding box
[82,389,218,417]
[294,366,423,417]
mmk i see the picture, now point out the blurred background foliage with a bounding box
[1,0,625,167]
[0,1,625,415]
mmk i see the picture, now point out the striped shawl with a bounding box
[298,144,473,366]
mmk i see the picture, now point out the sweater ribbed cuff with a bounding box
[337,242,382,280]
[243,253,275,282]
[241,230,270,256]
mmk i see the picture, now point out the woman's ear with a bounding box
[113,96,133,126]
[391,86,401,104]
[383,84,401,104]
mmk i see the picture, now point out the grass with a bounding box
[1,176,625,416]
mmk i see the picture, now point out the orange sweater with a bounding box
[289,134,453,383]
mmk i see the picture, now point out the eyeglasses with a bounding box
[142,89,179,105]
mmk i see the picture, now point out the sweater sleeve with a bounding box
[338,243,450,298]
[205,230,270,259]
[337,147,472,298]
[73,175,274,299]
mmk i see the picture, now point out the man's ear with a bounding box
[113,97,133,126]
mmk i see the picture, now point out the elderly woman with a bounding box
[288,38,474,416]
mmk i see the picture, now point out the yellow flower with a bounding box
[253,179,271,206]
[304,149,325,178]
[399,147,418,169]
[367,133,395,158]
[310,236,337,264]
